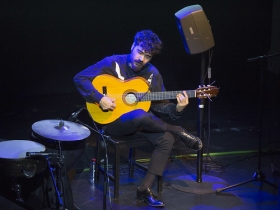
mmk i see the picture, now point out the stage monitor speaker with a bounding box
[175,5,215,54]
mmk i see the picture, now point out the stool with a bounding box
[94,133,163,199]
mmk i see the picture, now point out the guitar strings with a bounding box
[101,90,198,100]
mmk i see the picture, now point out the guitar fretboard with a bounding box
[137,90,196,101]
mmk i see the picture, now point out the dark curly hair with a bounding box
[133,30,163,56]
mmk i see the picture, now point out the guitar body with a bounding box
[86,74,151,124]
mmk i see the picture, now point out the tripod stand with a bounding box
[216,54,279,193]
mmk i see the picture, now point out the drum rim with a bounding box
[0,140,46,159]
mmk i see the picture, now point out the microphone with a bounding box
[26,152,57,156]
[68,107,85,122]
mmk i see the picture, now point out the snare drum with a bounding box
[0,140,47,201]
[0,140,47,177]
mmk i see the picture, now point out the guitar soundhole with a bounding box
[123,91,138,106]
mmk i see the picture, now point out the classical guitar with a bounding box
[86,74,219,124]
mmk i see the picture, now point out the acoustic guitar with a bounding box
[86,74,219,124]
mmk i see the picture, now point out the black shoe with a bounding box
[136,187,164,207]
[179,129,203,151]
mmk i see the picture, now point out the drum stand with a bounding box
[46,153,65,209]
[11,181,24,203]
[46,140,75,210]
[29,141,75,209]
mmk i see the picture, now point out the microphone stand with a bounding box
[247,53,280,63]
[71,112,110,210]
[216,53,279,193]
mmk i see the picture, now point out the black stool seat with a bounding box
[95,133,163,199]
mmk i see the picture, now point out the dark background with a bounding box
[0,0,279,117]
[0,2,279,209]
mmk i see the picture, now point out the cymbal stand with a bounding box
[216,53,279,193]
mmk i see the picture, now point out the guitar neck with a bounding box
[137,90,196,101]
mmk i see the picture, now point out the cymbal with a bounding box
[32,119,91,141]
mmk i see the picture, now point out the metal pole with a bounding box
[196,52,206,183]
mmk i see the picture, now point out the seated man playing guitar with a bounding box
[74,30,203,207]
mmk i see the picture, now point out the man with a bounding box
[74,30,202,207]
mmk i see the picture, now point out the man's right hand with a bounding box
[99,96,116,111]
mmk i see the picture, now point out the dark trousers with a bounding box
[104,110,175,176]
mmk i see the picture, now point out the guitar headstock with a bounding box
[196,86,219,99]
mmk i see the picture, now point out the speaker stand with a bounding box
[197,52,207,183]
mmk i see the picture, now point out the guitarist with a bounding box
[74,30,202,207]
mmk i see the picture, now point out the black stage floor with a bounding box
[0,91,279,210]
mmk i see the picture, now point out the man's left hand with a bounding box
[176,91,188,112]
